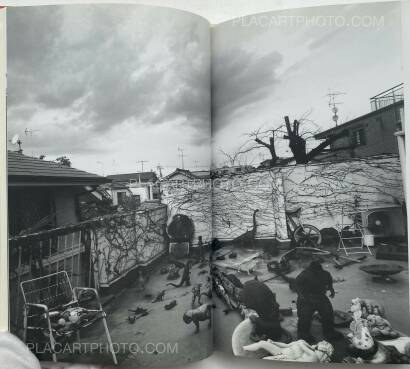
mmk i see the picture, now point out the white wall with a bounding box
[281,156,404,231]
[129,185,151,202]
[161,179,212,244]
[161,155,404,243]
[92,205,167,288]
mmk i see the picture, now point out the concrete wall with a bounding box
[161,179,212,244]
[280,156,404,230]
[111,188,130,206]
[91,205,167,288]
[161,155,404,243]
[212,172,287,240]
[129,184,151,202]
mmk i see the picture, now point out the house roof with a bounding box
[8,151,109,186]
[315,100,404,139]
[191,170,211,179]
[161,168,211,180]
[107,172,158,183]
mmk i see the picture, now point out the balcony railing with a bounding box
[370,83,404,111]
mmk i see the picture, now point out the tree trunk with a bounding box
[284,116,308,164]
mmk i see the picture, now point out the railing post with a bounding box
[14,244,22,328]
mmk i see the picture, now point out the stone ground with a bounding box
[57,260,213,368]
[213,244,410,357]
[53,244,409,366]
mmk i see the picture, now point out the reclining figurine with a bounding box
[243,339,334,362]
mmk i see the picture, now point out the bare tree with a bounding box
[283,116,348,164]
[222,115,349,168]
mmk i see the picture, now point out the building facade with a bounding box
[8,151,109,236]
[315,84,404,161]
[105,171,159,206]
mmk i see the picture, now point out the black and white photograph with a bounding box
[211,1,408,364]
[3,0,409,368]
[6,4,212,367]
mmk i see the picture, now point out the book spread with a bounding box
[3,1,409,366]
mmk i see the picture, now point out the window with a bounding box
[117,191,127,205]
[352,128,366,146]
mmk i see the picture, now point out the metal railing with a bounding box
[9,205,168,334]
[370,83,404,111]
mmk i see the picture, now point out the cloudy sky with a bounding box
[7,5,211,175]
[212,1,402,166]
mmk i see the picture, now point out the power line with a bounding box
[136,160,148,172]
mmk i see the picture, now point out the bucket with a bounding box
[364,234,375,247]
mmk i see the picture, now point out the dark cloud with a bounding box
[211,47,282,131]
[7,5,211,155]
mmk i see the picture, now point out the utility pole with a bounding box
[178,147,185,169]
[156,163,164,178]
[136,160,148,172]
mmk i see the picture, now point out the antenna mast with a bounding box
[96,161,105,176]
[136,160,148,172]
[156,163,164,178]
[25,128,40,156]
[178,147,185,169]
[326,90,345,126]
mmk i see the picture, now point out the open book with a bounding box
[3,1,409,367]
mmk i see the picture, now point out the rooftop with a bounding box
[8,151,109,186]
[161,168,211,180]
[107,172,158,184]
[315,99,404,140]
[370,83,403,111]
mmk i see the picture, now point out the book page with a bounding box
[211,1,409,364]
[5,4,212,367]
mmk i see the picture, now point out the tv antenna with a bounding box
[25,128,40,136]
[178,147,185,169]
[112,160,117,174]
[96,161,105,176]
[136,160,148,172]
[10,134,23,153]
[326,90,345,126]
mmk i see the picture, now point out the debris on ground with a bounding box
[333,254,362,270]
[229,252,237,259]
[167,266,180,280]
[127,306,149,324]
[159,265,168,275]
[151,290,166,303]
[165,300,177,310]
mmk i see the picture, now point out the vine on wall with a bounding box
[91,205,167,286]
